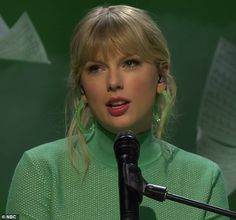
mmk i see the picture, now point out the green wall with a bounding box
[1,0,236,215]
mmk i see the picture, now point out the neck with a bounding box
[86,123,162,168]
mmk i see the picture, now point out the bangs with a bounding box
[71,5,169,78]
[81,12,155,63]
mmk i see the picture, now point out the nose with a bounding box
[107,67,124,92]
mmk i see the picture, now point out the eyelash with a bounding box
[87,64,103,74]
[123,59,141,69]
[86,58,142,74]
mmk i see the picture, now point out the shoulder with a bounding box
[158,141,226,198]
[16,138,70,176]
[6,138,70,216]
[25,137,68,160]
[160,140,222,176]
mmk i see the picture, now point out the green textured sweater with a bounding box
[6,125,229,219]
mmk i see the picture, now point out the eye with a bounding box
[86,64,103,74]
[123,59,141,69]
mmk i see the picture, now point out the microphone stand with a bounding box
[116,162,142,220]
[124,163,236,219]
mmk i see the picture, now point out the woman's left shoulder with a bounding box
[160,140,221,172]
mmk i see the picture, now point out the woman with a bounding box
[6,5,229,219]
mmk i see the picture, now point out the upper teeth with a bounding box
[110,101,127,106]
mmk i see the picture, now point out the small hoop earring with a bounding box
[153,98,161,124]
[76,100,95,134]
[153,111,161,124]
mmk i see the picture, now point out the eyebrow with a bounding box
[86,54,141,64]
[86,59,105,64]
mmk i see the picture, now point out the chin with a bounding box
[100,115,151,134]
[101,122,134,134]
[106,123,144,135]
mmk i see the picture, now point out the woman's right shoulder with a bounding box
[17,137,78,172]
[6,138,75,216]
[24,137,68,160]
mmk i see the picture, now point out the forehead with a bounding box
[87,46,130,62]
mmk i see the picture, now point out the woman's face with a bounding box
[80,51,164,134]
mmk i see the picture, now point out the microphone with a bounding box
[113,133,236,219]
[114,130,141,220]
[114,130,140,165]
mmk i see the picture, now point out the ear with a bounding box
[81,94,88,103]
[157,82,166,94]
[157,63,169,94]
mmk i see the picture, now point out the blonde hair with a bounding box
[66,5,176,172]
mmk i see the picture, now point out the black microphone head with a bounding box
[114,130,140,165]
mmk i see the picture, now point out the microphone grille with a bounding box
[114,130,140,164]
[115,130,137,140]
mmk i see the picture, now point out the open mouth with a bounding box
[107,100,130,108]
[106,98,130,116]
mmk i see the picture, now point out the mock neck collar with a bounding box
[86,123,162,168]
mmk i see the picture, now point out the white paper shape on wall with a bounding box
[0,12,50,63]
[197,37,236,195]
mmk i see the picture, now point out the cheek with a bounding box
[132,74,158,97]
[81,74,102,100]
[84,83,103,104]
[81,83,106,118]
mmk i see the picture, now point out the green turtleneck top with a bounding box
[6,125,229,219]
